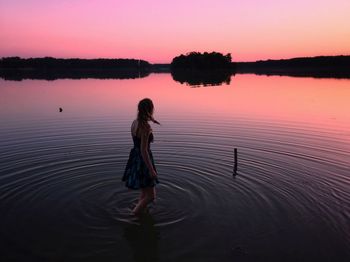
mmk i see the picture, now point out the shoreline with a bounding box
[1,55,350,80]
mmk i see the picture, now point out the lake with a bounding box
[0,74,349,261]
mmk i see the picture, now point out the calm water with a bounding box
[0,74,349,261]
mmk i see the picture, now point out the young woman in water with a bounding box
[122,98,160,215]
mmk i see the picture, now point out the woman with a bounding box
[122,98,160,215]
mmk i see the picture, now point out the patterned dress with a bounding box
[122,132,159,189]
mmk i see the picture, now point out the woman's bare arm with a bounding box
[140,128,157,178]
[131,120,137,136]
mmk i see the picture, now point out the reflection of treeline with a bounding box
[171,69,232,87]
[171,52,234,70]
[0,57,151,80]
[236,56,350,78]
[0,69,150,81]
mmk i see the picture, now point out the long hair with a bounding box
[137,98,159,135]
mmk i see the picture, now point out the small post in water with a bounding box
[233,148,238,175]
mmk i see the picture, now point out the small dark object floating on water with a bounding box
[59,108,63,112]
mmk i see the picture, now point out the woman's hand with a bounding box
[150,169,158,179]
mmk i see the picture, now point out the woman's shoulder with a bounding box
[141,124,152,135]
[131,119,138,126]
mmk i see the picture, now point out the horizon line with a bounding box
[1,54,350,64]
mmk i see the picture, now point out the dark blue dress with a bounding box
[122,133,159,189]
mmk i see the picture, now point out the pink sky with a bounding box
[1,0,350,63]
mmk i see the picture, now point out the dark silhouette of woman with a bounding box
[122,98,160,215]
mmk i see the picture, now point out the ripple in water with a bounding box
[0,115,349,261]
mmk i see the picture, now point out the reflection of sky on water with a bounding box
[1,74,349,130]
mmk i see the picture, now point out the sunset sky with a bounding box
[1,0,350,63]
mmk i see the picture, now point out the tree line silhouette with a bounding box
[235,55,350,78]
[170,52,235,86]
[0,57,151,80]
[0,57,150,69]
[1,54,350,82]
[171,52,234,70]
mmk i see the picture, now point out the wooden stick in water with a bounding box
[233,148,238,175]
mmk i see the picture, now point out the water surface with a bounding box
[0,74,349,261]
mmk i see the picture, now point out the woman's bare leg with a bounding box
[132,187,155,215]
[150,187,156,203]
[138,189,146,202]
[132,188,145,212]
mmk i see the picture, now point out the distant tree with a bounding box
[171,51,233,70]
